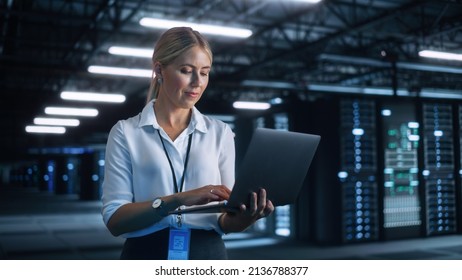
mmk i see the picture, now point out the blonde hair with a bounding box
[146,27,213,103]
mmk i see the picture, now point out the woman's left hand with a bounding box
[239,188,274,221]
[220,188,274,233]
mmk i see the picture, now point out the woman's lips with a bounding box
[186,91,199,98]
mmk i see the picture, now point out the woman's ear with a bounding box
[154,62,162,78]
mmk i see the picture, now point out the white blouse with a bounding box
[101,100,235,238]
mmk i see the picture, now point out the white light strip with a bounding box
[397,61,462,74]
[307,84,462,99]
[307,84,400,96]
[45,107,99,117]
[290,0,322,3]
[61,91,126,103]
[419,50,462,62]
[25,125,66,134]
[321,53,462,74]
[108,46,152,58]
[88,65,152,78]
[233,101,271,110]
[139,18,253,38]
[420,89,462,100]
[241,80,298,90]
[34,117,80,127]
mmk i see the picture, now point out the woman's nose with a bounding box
[191,72,202,87]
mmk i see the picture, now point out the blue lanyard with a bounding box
[157,130,193,194]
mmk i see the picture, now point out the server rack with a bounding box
[249,97,462,244]
[339,99,380,243]
[421,103,457,236]
[380,100,422,239]
[302,97,380,244]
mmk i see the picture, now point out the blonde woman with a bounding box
[101,27,274,260]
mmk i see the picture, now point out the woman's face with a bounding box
[158,46,211,110]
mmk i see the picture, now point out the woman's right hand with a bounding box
[177,184,231,206]
[106,184,231,236]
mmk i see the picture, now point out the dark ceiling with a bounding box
[1,0,462,161]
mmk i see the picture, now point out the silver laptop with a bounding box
[169,128,321,215]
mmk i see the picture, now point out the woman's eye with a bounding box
[180,69,192,74]
[201,72,209,76]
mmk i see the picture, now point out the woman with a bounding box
[101,27,274,260]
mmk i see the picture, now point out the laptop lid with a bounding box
[226,128,320,208]
[169,128,320,214]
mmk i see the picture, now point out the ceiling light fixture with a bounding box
[61,91,126,103]
[25,125,66,134]
[321,53,462,74]
[419,50,462,62]
[419,89,462,100]
[241,80,298,90]
[88,65,152,78]
[307,84,401,96]
[233,101,271,110]
[306,84,462,100]
[45,107,99,117]
[34,117,80,126]
[139,18,253,38]
[108,46,152,58]
[290,0,322,2]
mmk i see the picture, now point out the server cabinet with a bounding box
[302,97,380,244]
[301,97,462,244]
[380,101,422,239]
[339,99,379,243]
[421,103,457,236]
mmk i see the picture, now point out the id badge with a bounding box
[168,228,191,260]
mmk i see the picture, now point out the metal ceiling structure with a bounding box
[1,0,462,161]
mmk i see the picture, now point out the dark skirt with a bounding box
[120,228,228,260]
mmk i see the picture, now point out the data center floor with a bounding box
[1,186,462,260]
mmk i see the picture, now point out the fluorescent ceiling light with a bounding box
[88,65,152,78]
[307,84,401,96]
[419,89,462,100]
[241,80,298,90]
[108,46,152,58]
[419,50,462,62]
[291,0,322,2]
[321,53,462,74]
[139,18,252,38]
[397,61,462,74]
[34,117,80,126]
[25,125,66,134]
[61,91,126,103]
[308,84,462,99]
[45,107,99,117]
[233,101,271,110]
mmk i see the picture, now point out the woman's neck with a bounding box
[154,100,192,140]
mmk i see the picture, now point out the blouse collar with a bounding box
[138,100,208,134]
